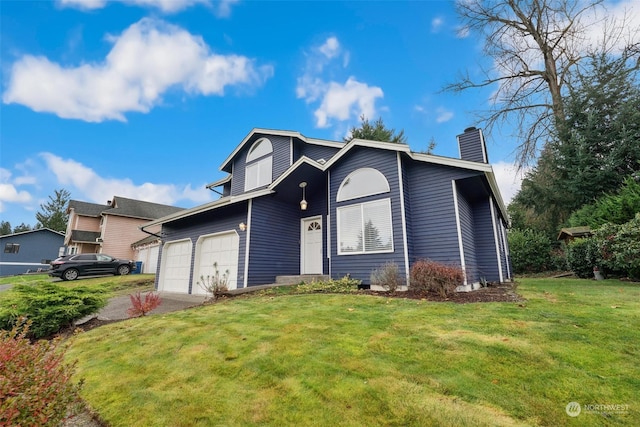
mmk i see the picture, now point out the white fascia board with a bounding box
[483,170,509,223]
[409,152,493,172]
[269,156,325,189]
[206,174,231,189]
[322,139,411,170]
[144,189,273,227]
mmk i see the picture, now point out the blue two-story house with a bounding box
[144,127,511,294]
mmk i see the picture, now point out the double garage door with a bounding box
[158,231,239,294]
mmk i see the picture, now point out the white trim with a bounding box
[451,180,467,286]
[396,152,410,285]
[500,222,511,280]
[327,171,331,277]
[300,215,323,274]
[243,199,252,288]
[489,197,504,283]
[206,174,231,190]
[290,136,294,166]
[479,130,488,163]
[0,262,51,267]
[269,156,324,189]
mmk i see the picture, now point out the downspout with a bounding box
[139,223,163,240]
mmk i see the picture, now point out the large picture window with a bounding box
[338,199,393,255]
[245,138,273,191]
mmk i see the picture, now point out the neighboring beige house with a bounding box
[65,196,183,272]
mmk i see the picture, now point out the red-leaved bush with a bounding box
[127,292,162,318]
[0,319,82,427]
[410,259,464,298]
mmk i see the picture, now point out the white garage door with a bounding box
[146,245,160,273]
[193,231,239,294]
[158,239,192,293]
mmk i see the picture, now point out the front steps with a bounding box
[275,274,329,285]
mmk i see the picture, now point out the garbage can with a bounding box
[134,261,143,274]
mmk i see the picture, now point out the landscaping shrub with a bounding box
[0,283,106,339]
[295,276,361,294]
[0,320,83,426]
[197,262,229,301]
[568,177,640,228]
[127,292,162,318]
[370,261,404,292]
[594,213,640,279]
[409,259,464,298]
[566,238,600,278]
[507,228,553,274]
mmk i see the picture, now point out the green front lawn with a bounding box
[0,274,155,298]
[66,278,639,426]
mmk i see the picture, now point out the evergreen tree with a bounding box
[0,221,12,236]
[13,223,32,233]
[345,116,407,144]
[36,189,71,233]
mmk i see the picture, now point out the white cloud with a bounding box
[0,168,33,212]
[492,161,529,205]
[58,0,222,14]
[297,37,383,128]
[40,153,212,206]
[314,78,383,128]
[3,18,273,122]
[435,107,454,123]
[431,17,444,33]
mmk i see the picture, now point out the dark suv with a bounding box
[49,254,136,281]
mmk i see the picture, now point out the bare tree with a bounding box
[446,0,639,167]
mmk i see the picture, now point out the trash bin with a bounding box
[134,261,143,274]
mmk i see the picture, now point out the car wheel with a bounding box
[118,265,131,276]
[63,268,79,281]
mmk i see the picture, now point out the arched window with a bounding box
[245,138,273,191]
[337,167,390,202]
[336,168,393,255]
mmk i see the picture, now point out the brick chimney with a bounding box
[457,127,488,163]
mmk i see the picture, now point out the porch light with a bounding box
[299,182,308,211]
[239,222,247,231]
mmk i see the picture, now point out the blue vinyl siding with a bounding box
[457,192,479,283]
[157,202,248,292]
[0,230,64,276]
[296,141,341,163]
[229,134,291,197]
[471,198,500,282]
[458,129,487,163]
[247,196,302,286]
[406,162,480,266]
[329,147,406,284]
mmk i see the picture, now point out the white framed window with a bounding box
[245,138,273,191]
[337,198,393,255]
[337,167,390,202]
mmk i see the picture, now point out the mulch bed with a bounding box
[364,281,524,303]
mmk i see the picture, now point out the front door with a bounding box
[301,216,323,274]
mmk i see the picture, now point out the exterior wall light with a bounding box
[239,222,247,231]
[299,182,308,211]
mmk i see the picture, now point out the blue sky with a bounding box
[1,0,635,228]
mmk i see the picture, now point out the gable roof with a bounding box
[0,228,65,239]
[219,128,343,173]
[68,196,184,220]
[147,132,510,228]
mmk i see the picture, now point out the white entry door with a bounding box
[301,217,323,274]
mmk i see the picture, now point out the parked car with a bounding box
[49,253,136,281]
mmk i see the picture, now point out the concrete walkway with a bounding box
[77,284,290,324]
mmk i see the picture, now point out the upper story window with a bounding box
[337,167,390,202]
[245,138,273,191]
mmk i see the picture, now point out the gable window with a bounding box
[337,167,390,202]
[4,243,20,254]
[338,199,393,255]
[245,138,273,191]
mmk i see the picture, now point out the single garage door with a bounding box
[193,231,239,294]
[158,239,193,293]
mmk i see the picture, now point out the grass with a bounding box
[0,274,156,298]
[65,277,639,426]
